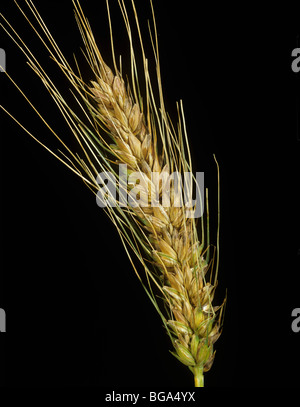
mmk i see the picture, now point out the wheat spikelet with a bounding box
[0,0,225,386]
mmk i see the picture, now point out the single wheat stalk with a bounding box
[90,62,223,381]
[0,0,225,387]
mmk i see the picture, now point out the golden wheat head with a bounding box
[0,0,225,387]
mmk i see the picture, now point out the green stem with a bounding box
[194,366,204,387]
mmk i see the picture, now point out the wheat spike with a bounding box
[0,0,225,386]
[89,51,223,384]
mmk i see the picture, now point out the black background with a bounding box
[0,0,299,389]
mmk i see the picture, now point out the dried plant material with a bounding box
[0,0,225,386]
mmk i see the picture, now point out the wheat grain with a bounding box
[0,0,225,386]
[90,60,224,381]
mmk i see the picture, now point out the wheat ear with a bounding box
[90,61,224,380]
[0,0,225,386]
